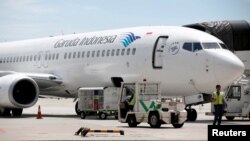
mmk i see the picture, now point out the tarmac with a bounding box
[0,98,249,141]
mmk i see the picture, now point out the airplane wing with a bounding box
[0,71,63,91]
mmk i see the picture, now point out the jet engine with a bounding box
[0,74,39,108]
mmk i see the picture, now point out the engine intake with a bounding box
[0,74,39,108]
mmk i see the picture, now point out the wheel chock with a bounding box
[75,127,124,137]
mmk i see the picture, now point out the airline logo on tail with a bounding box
[121,32,141,47]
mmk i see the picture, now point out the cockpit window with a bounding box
[183,42,202,52]
[183,43,192,51]
[202,42,221,49]
[219,43,228,50]
[193,42,202,52]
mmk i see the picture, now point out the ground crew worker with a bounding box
[212,85,227,125]
[128,93,136,111]
[124,87,136,111]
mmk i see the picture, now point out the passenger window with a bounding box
[193,43,202,52]
[132,48,136,55]
[64,53,67,59]
[34,55,37,61]
[121,49,125,56]
[10,57,12,63]
[102,50,105,57]
[30,55,33,61]
[111,49,115,56]
[127,48,130,55]
[107,50,110,56]
[116,49,120,56]
[92,51,95,57]
[15,57,18,63]
[68,52,72,59]
[73,52,76,58]
[38,55,41,61]
[3,58,5,63]
[48,54,51,60]
[97,50,100,57]
[78,52,81,58]
[26,56,29,62]
[81,51,85,58]
[56,53,59,60]
[87,51,90,58]
[183,43,192,52]
[52,54,55,60]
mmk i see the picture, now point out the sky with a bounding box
[0,0,249,42]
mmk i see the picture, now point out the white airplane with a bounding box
[0,26,244,118]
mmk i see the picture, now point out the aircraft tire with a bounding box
[186,108,197,121]
[12,109,23,117]
[0,108,11,117]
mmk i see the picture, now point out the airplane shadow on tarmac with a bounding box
[187,119,250,125]
[0,114,119,120]
[117,126,173,129]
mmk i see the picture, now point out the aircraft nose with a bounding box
[213,50,245,86]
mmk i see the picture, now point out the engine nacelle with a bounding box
[0,74,39,108]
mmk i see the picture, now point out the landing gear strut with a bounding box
[185,107,197,121]
[75,101,81,115]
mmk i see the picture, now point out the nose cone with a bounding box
[213,50,245,87]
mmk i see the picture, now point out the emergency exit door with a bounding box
[152,36,168,69]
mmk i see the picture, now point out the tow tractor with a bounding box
[118,82,187,128]
[206,79,250,120]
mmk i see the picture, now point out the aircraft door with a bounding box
[152,36,168,69]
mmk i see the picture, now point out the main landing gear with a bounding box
[185,106,197,121]
[75,101,81,116]
[0,108,23,117]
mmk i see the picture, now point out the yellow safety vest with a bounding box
[213,92,224,105]
[129,95,136,106]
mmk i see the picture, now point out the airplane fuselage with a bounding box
[0,26,244,98]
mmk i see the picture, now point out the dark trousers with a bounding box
[213,105,223,125]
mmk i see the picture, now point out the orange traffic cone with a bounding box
[36,105,43,119]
